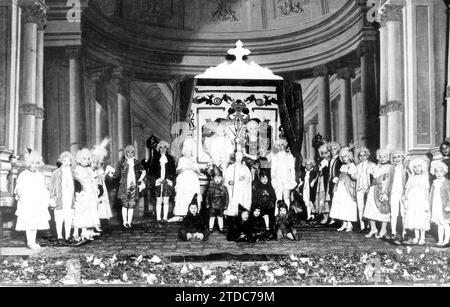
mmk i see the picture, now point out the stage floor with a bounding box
[1,217,444,259]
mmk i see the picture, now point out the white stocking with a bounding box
[156,197,162,221]
[390,214,398,236]
[443,224,450,244]
[217,217,224,230]
[263,215,269,229]
[209,217,215,230]
[54,211,64,239]
[26,230,37,246]
[163,197,170,220]
[127,209,134,225]
[438,225,444,244]
[121,207,128,226]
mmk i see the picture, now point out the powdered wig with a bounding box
[328,142,341,151]
[356,147,371,158]
[339,147,354,161]
[430,160,449,175]
[156,140,170,153]
[408,158,428,174]
[391,149,405,159]
[376,149,390,161]
[58,151,73,165]
[75,148,92,164]
[182,138,196,156]
[275,138,288,150]
[303,158,316,167]
[318,144,329,156]
[25,151,43,167]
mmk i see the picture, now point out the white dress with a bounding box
[271,151,297,194]
[363,164,391,222]
[73,166,100,228]
[224,162,252,216]
[404,175,430,231]
[329,164,358,222]
[174,156,202,216]
[14,170,51,231]
[95,168,112,220]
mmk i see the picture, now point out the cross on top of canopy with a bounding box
[195,41,283,80]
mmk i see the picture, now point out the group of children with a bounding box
[14,143,147,249]
[301,141,450,246]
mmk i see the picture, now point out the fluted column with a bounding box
[381,1,404,151]
[116,70,132,151]
[34,19,46,154]
[66,47,83,156]
[307,120,317,159]
[18,4,45,153]
[358,42,378,150]
[378,17,389,149]
[337,67,355,146]
[313,65,332,141]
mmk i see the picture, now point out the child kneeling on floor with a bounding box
[275,200,299,241]
[179,196,208,241]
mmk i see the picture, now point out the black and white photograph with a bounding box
[0,0,450,291]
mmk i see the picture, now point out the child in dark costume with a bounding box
[178,195,208,241]
[275,200,299,241]
[249,205,268,242]
[252,170,276,231]
[206,166,229,232]
[227,205,252,242]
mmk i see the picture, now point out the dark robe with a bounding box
[252,177,276,216]
[150,153,176,197]
[328,156,343,200]
[206,182,229,216]
[249,214,267,242]
[178,211,208,241]
[275,212,296,235]
[227,218,252,242]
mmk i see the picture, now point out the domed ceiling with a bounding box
[91,0,348,32]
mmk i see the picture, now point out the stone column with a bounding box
[337,67,355,146]
[66,47,83,156]
[18,4,45,154]
[378,18,389,149]
[116,71,132,151]
[358,42,378,150]
[313,65,332,141]
[301,132,307,159]
[34,20,46,154]
[381,1,404,151]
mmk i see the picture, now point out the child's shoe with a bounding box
[365,230,377,238]
[336,225,347,232]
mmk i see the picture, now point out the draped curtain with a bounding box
[278,81,304,171]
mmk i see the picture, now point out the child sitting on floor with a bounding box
[14,151,52,250]
[251,169,276,231]
[403,158,430,245]
[178,196,208,242]
[227,205,252,242]
[430,161,450,246]
[249,205,268,242]
[275,200,298,241]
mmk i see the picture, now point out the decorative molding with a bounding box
[386,100,404,113]
[313,65,329,78]
[336,67,356,80]
[379,104,388,116]
[21,3,47,27]
[379,2,403,23]
[276,0,306,17]
[210,0,239,23]
[19,104,44,118]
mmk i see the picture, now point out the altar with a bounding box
[172,41,304,192]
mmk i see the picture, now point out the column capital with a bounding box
[336,67,356,80]
[379,1,403,24]
[20,1,47,27]
[65,46,82,60]
[386,100,404,113]
[356,41,377,57]
[313,65,330,78]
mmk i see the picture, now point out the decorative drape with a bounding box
[278,81,304,171]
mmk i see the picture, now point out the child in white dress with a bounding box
[430,161,450,246]
[329,147,358,232]
[403,158,430,245]
[14,151,51,250]
[172,138,202,222]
